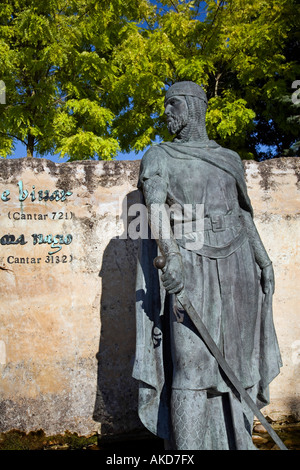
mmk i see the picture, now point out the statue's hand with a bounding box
[161,253,184,294]
[261,263,275,294]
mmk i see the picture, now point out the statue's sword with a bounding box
[154,256,288,451]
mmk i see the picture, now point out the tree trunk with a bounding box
[214,72,222,97]
[27,133,34,158]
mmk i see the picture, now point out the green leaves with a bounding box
[207,94,256,140]
[118,0,300,159]
[0,0,145,160]
[207,93,256,159]
[57,130,120,161]
[0,0,298,160]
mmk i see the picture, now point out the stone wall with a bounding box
[243,158,300,422]
[0,156,299,438]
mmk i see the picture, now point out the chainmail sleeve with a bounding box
[138,145,169,204]
[138,145,181,258]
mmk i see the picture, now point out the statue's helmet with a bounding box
[164,81,208,106]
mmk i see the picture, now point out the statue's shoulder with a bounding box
[142,143,167,160]
[215,145,241,160]
[215,145,244,170]
[140,143,168,169]
[139,144,168,183]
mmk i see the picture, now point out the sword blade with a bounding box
[176,289,288,451]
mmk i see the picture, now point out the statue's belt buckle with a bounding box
[211,214,225,232]
[173,305,185,323]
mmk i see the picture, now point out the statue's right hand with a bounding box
[161,253,184,294]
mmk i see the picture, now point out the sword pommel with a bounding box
[153,256,166,270]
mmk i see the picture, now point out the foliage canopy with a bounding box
[0,0,299,160]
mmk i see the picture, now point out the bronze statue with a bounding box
[133,81,282,450]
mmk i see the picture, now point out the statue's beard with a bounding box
[167,111,189,135]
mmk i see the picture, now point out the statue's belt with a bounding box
[175,214,247,258]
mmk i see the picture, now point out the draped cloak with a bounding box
[132,140,282,441]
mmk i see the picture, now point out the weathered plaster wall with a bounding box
[244,158,300,422]
[0,158,141,437]
[0,157,299,438]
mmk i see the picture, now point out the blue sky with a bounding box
[9,141,145,162]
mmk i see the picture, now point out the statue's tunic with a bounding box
[133,141,282,443]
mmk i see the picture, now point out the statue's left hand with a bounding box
[261,263,275,294]
[161,254,184,294]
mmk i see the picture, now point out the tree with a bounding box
[246,4,300,160]
[110,0,300,160]
[1,0,299,161]
[0,0,151,159]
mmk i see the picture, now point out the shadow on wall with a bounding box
[93,190,143,438]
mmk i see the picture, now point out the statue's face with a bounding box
[164,95,189,135]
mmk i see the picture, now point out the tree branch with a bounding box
[169,0,179,14]
[201,0,226,52]
[215,72,222,97]
[0,131,26,146]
